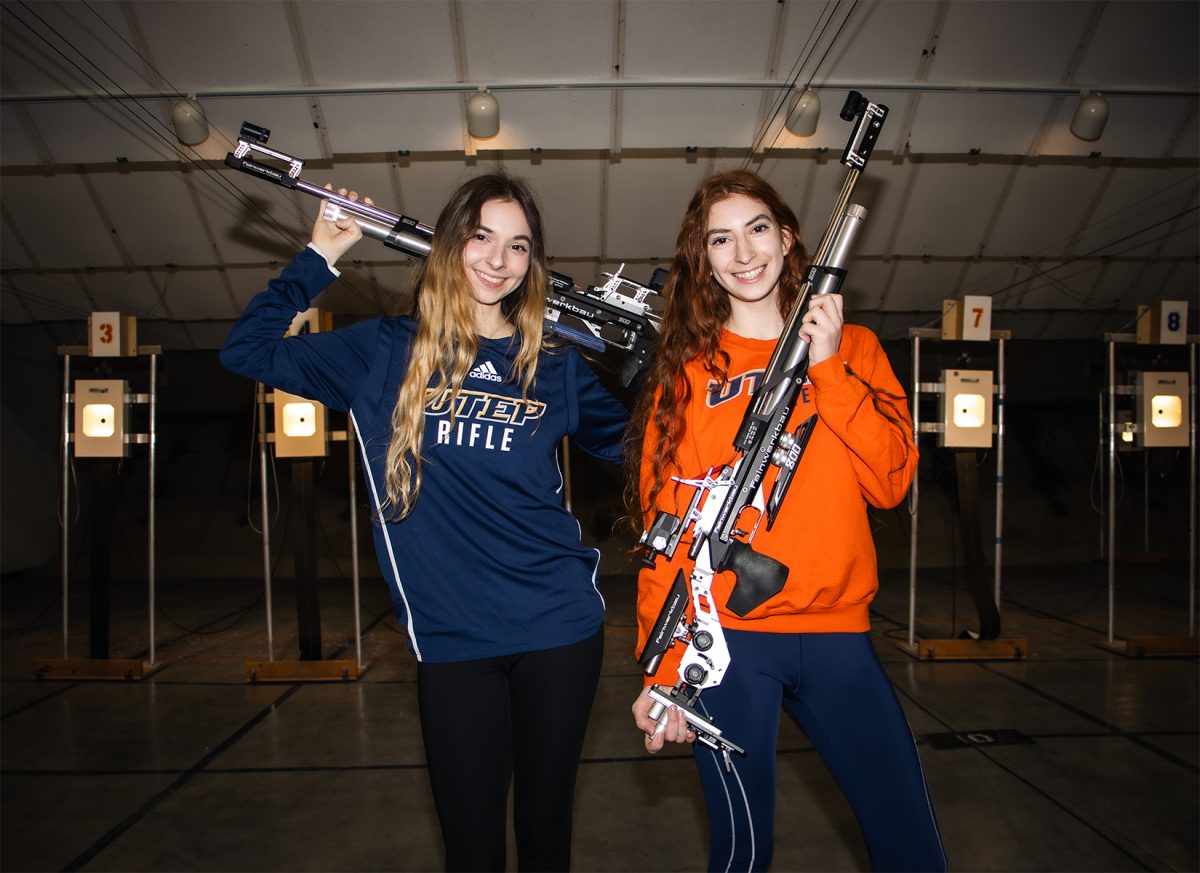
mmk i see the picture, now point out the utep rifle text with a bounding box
[636,92,889,767]
[225,122,662,386]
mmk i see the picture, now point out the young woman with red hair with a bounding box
[628,170,945,872]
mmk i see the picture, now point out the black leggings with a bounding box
[417,626,604,872]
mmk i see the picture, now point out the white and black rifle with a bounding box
[637,92,889,767]
[225,122,662,386]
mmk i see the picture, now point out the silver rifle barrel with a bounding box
[293,178,434,259]
[751,201,868,419]
[778,203,868,376]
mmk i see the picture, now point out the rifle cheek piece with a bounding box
[720,540,789,616]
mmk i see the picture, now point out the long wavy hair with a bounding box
[383,173,548,519]
[626,169,913,522]
[626,171,809,517]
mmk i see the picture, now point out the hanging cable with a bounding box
[3,2,375,308]
[739,0,838,167]
[952,172,1200,300]
[741,0,860,167]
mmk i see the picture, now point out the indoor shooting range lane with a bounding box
[1,563,1196,872]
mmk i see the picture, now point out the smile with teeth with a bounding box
[473,269,508,289]
[732,265,766,282]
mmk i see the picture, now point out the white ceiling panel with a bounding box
[934,1,1091,83]
[1081,167,1199,259]
[0,1,146,94]
[1,174,123,268]
[1076,0,1200,88]
[891,163,1013,255]
[606,158,711,258]
[21,99,181,164]
[907,93,1051,156]
[622,1,778,80]
[390,160,507,223]
[988,164,1106,258]
[321,92,465,153]
[620,90,764,149]
[131,1,303,91]
[462,0,614,80]
[498,158,605,260]
[87,170,226,266]
[298,1,458,84]
[839,259,892,311]
[0,106,43,165]
[801,1,935,85]
[0,0,1195,345]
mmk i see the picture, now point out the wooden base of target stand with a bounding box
[1099,636,1199,658]
[32,658,164,681]
[897,638,1028,661]
[244,659,369,683]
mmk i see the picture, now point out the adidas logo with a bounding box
[468,360,504,382]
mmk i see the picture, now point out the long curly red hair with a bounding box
[627,170,809,519]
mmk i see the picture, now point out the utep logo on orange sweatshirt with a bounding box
[425,387,546,452]
[706,369,812,408]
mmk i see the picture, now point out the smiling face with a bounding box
[460,198,533,321]
[704,193,794,313]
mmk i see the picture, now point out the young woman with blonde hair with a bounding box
[222,173,627,871]
[628,170,945,872]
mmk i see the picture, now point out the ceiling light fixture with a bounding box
[466,88,500,138]
[785,87,821,137]
[1070,91,1109,141]
[171,94,209,145]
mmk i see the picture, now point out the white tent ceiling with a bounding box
[1,0,1197,350]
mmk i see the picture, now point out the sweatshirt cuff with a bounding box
[807,354,848,391]
[306,243,340,278]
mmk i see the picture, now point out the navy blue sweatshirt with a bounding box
[220,248,628,663]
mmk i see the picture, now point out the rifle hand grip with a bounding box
[722,540,788,616]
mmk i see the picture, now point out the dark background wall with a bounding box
[2,324,1193,589]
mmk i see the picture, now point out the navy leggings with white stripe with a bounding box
[693,630,946,872]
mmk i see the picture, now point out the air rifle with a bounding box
[225,122,662,386]
[637,92,889,764]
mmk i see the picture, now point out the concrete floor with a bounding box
[2,562,1197,872]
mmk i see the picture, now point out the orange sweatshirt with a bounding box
[636,324,917,687]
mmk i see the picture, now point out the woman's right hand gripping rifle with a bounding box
[312,185,371,267]
[632,687,696,754]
